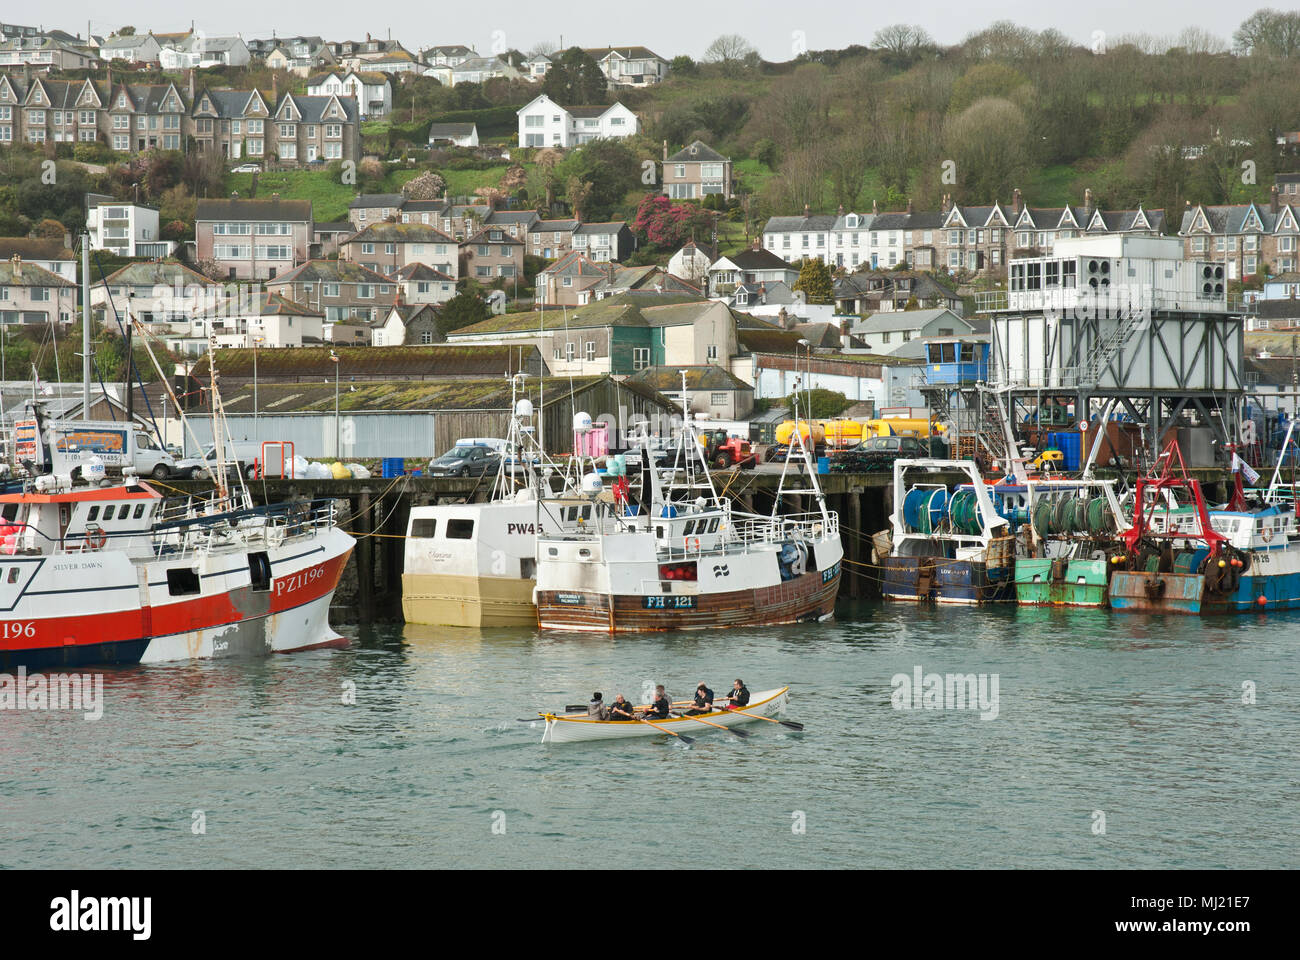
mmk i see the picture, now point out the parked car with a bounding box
[231,162,262,173]
[427,443,500,477]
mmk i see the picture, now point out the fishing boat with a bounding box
[1109,438,1300,614]
[1011,477,1130,606]
[533,375,842,632]
[401,375,604,627]
[877,458,1017,603]
[539,687,790,744]
[0,345,354,668]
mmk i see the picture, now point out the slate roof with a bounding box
[719,248,794,271]
[0,238,75,261]
[851,308,971,334]
[764,214,839,233]
[343,223,455,244]
[666,140,727,163]
[428,122,477,139]
[194,344,539,382]
[628,365,752,392]
[1179,203,1298,235]
[196,198,312,222]
[0,260,73,287]
[393,262,456,282]
[268,260,393,285]
[349,194,405,210]
[102,260,217,287]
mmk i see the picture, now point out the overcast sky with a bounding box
[48,2,1256,60]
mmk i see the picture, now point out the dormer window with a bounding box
[846,214,858,229]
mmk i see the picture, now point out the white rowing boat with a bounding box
[539,687,790,744]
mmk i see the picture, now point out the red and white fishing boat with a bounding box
[0,475,353,669]
[0,328,354,669]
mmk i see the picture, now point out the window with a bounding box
[411,518,437,537]
[565,342,575,362]
[585,341,596,361]
[707,344,718,361]
[710,393,728,405]
[357,284,373,298]
[633,347,650,370]
[446,519,475,539]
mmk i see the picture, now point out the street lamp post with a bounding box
[330,349,340,459]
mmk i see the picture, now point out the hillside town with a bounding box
[3,13,1300,456]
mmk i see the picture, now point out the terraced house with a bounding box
[460,226,524,282]
[266,260,396,327]
[1179,193,1300,279]
[0,74,105,145]
[190,86,360,164]
[0,257,76,326]
[195,198,314,280]
[340,223,458,278]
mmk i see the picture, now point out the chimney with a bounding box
[906,198,913,214]
[10,255,20,280]
[1013,187,1022,215]
[803,203,810,217]
[871,199,878,215]
[188,68,195,100]
[662,139,668,162]
[272,72,278,104]
[758,281,766,305]
[1271,185,1280,216]
[837,203,844,216]
[941,193,951,214]
[1084,188,1094,218]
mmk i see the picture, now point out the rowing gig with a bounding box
[540,687,790,744]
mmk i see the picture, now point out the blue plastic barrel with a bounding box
[381,457,405,478]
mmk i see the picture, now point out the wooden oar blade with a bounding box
[778,720,805,731]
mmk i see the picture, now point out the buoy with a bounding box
[1257,596,1267,606]
[1217,559,1226,568]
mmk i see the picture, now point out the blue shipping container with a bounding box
[1048,432,1081,471]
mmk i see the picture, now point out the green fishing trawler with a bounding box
[1011,478,1130,607]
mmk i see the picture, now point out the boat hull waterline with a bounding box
[541,687,790,744]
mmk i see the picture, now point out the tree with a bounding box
[787,388,849,419]
[872,24,935,61]
[29,218,67,241]
[669,55,698,77]
[793,258,834,305]
[542,47,607,104]
[440,289,492,332]
[631,195,716,249]
[949,63,1031,115]
[117,26,136,37]
[703,34,756,76]
[565,176,592,221]
[500,164,527,194]
[402,171,446,201]
[1234,9,1300,56]
[558,139,642,221]
[943,97,1031,202]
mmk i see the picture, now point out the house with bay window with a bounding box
[340,223,458,278]
[195,198,314,280]
[265,260,396,332]
[1180,193,1300,279]
[662,141,732,200]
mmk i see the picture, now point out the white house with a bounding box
[85,195,175,259]
[516,94,638,148]
[98,33,162,64]
[422,45,476,67]
[521,55,550,81]
[668,241,715,287]
[307,70,392,118]
[428,122,478,147]
[450,56,519,85]
[582,46,669,86]
[159,35,250,69]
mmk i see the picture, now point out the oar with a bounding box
[723,705,804,731]
[672,711,749,738]
[636,716,694,744]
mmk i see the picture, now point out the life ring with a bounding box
[83,526,107,551]
[687,537,701,552]
[1262,528,1272,543]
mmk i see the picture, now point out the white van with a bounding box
[17,418,203,480]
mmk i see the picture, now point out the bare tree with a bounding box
[1234,9,1300,56]
[704,34,756,74]
[872,24,934,59]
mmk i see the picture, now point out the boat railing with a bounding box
[729,511,839,547]
[150,497,338,558]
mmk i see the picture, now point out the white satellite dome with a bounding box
[573,411,592,432]
[581,472,603,495]
[83,456,106,484]
[515,398,534,418]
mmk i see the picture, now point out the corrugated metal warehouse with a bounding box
[183,375,679,459]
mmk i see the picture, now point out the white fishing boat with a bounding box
[533,374,842,632]
[402,375,602,627]
[539,687,790,744]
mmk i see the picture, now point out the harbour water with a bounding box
[3,602,1296,869]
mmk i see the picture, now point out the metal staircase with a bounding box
[1081,309,1147,385]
